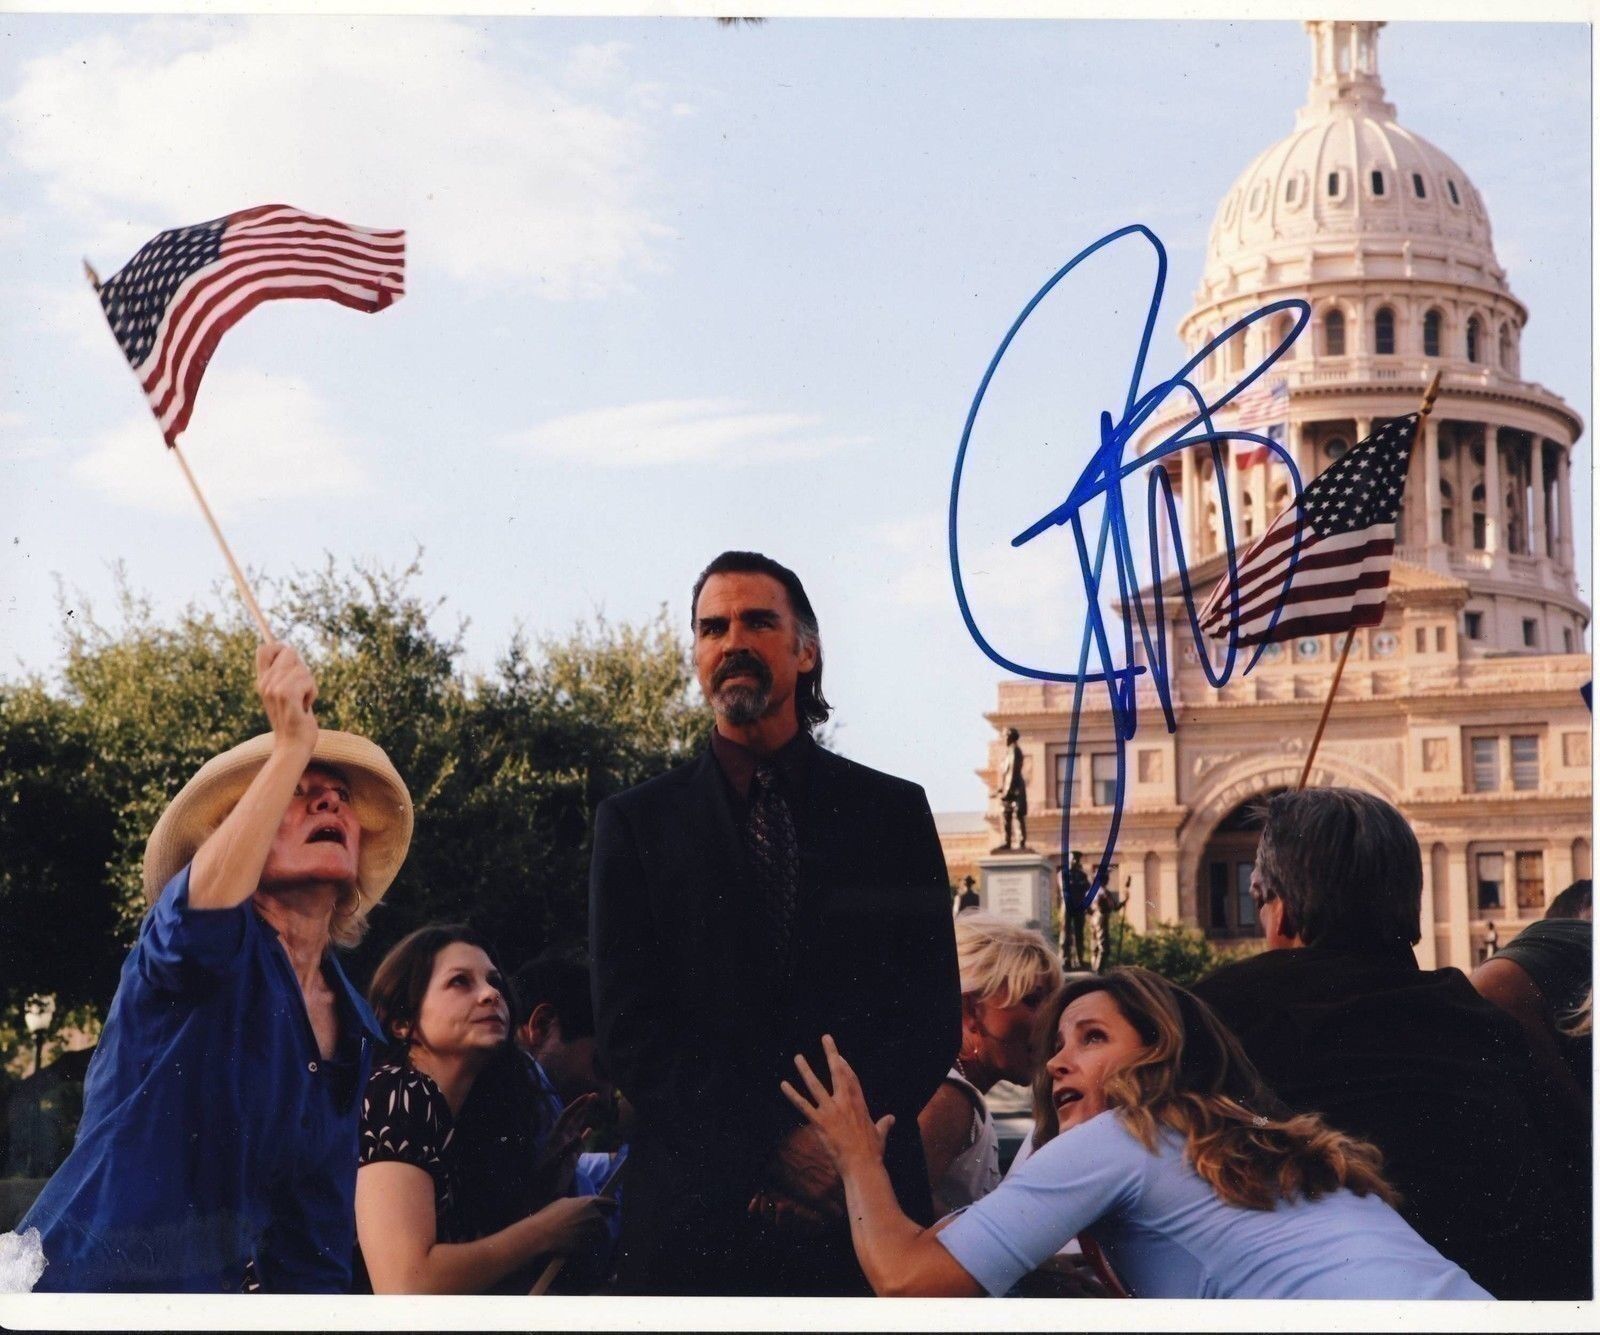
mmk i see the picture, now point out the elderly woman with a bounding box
[920,913,1060,1214]
[20,644,411,1292]
[783,967,1490,1299]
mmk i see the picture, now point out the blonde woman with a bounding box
[919,913,1060,1213]
[781,968,1489,1298]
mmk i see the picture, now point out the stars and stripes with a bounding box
[94,204,405,445]
[1199,413,1418,647]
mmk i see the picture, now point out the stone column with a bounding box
[1483,425,1502,557]
[1422,415,1442,553]
[1182,448,1199,556]
[1416,856,1439,970]
[1445,845,1473,971]
[1226,447,1244,547]
[1528,435,1548,562]
[1558,446,1576,571]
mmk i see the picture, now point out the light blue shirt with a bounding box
[937,1110,1491,1299]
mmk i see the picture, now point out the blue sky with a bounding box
[0,16,1589,811]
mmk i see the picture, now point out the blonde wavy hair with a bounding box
[1030,967,1399,1211]
[955,911,1063,1006]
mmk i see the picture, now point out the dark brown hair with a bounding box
[1030,967,1398,1211]
[367,923,511,1061]
[691,550,831,730]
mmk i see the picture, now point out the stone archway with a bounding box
[1195,793,1283,941]
[1176,752,1402,928]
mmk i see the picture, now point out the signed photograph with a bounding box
[0,3,1591,1327]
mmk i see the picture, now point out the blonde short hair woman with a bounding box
[918,914,1061,1213]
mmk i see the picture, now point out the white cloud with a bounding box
[72,367,364,515]
[4,17,671,298]
[504,397,867,467]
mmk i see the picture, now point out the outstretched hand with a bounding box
[779,1035,894,1174]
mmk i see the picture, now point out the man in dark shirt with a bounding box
[1192,788,1590,1301]
[590,551,959,1294]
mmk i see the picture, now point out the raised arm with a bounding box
[188,642,319,910]
[781,1036,981,1298]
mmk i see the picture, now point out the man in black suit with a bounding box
[590,551,960,1295]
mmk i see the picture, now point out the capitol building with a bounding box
[939,20,1592,971]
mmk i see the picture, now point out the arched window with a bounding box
[1324,309,1346,356]
[1325,436,1349,463]
[1241,492,1255,540]
[1471,482,1487,550]
[1285,177,1298,204]
[1498,323,1514,372]
[1412,172,1427,199]
[1374,307,1395,355]
[1423,309,1443,358]
[1466,316,1482,363]
[1275,313,1298,360]
[1447,179,1461,206]
[1370,170,1386,197]
[1439,480,1455,546]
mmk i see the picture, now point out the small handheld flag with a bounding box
[85,204,405,643]
[93,203,405,446]
[1198,413,1419,648]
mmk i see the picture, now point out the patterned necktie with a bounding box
[746,762,800,973]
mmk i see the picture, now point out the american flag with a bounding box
[1226,377,1288,468]
[1199,414,1418,647]
[94,204,405,445]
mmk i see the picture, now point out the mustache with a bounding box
[713,653,773,692]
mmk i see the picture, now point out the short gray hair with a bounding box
[1254,788,1421,951]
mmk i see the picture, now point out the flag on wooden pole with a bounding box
[1199,413,1419,647]
[91,203,405,445]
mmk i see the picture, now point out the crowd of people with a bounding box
[7,550,1592,1301]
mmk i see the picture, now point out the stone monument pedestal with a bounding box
[978,852,1055,932]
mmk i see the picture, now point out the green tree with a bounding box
[1110,919,1253,988]
[0,555,713,1027]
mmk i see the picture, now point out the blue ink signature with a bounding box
[949,224,1310,914]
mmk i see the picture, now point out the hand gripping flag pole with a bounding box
[1294,369,1442,790]
[85,205,406,644]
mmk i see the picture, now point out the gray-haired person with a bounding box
[1192,786,1589,1300]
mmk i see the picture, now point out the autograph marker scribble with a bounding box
[949,224,1311,912]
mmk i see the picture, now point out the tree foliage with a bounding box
[0,556,712,1029]
[1108,918,1254,988]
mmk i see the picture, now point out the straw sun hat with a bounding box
[142,730,414,906]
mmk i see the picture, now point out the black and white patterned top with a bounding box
[358,1063,463,1242]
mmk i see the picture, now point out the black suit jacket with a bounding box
[1193,947,1591,1301]
[589,735,960,1294]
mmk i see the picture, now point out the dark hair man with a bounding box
[512,950,609,1107]
[590,550,959,1295]
[1192,787,1590,1300]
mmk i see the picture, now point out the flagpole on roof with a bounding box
[83,261,277,645]
[1296,368,1444,791]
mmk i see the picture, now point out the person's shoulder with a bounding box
[364,1062,449,1121]
[1191,946,1297,998]
[598,749,707,814]
[814,743,928,806]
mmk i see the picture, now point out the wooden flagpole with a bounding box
[85,258,276,645]
[528,1156,627,1295]
[1296,368,1443,791]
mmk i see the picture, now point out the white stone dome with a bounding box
[1204,21,1503,293]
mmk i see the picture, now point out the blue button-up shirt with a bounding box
[21,865,382,1292]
